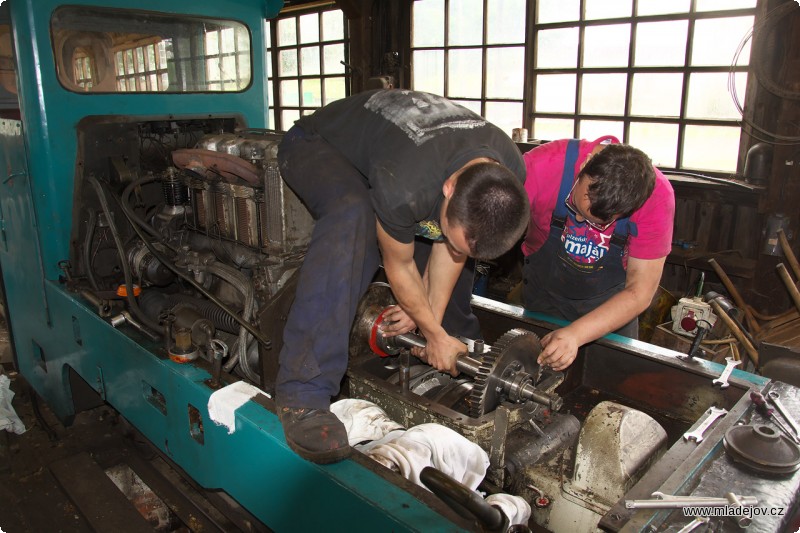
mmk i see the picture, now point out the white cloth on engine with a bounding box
[330,398,404,446]
[365,423,490,491]
[207,380,270,434]
[486,493,532,525]
[0,374,26,434]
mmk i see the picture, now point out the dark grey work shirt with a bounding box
[295,89,526,243]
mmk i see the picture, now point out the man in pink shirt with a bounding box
[522,136,675,371]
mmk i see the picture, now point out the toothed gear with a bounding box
[467,329,542,417]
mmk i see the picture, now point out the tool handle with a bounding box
[750,391,774,416]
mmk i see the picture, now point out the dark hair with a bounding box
[581,144,656,221]
[446,162,530,260]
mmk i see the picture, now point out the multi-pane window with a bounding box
[73,55,94,90]
[411,0,757,173]
[114,27,250,93]
[267,5,349,131]
[203,26,251,91]
[412,0,527,138]
[114,41,169,92]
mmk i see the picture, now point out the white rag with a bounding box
[365,423,489,491]
[0,374,25,434]
[207,381,270,434]
[486,493,532,525]
[331,399,531,527]
[330,398,404,446]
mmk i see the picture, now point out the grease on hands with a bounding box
[538,328,579,372]
[413,335,464,376]
[380,305,417,337]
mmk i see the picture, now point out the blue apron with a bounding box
[522,139,638,338]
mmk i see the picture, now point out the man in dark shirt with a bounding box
[276,89,529,463]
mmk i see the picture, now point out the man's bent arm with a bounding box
[538,256,666,370]
[377,221,465,374]
[424,239,467,324]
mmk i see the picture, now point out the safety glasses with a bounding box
[564,179,613,232]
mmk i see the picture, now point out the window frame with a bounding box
[409,0,759,176]
[267,3,350,132]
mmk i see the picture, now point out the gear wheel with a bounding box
[467,329,542,418]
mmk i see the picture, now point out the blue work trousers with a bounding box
[275,126,478,410]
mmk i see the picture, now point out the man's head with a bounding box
[441,161,530,260]
[579,143,656,222]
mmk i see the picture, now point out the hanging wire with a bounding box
[729,1,800,145]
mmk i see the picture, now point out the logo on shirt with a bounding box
[416,220,443,241]
[561,218,611,265]
[364,90,486,146]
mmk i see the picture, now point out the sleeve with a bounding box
[627,170,675,259]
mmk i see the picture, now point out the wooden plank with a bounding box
[49,452,154,533]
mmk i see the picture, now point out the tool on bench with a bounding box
[712,357,740,389]
[626,491,758,509]
[750,391,800,444]
[683,407,728,443]
[767,390,800,439]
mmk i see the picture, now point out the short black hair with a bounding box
[445,162,529,260]
[581,144,656,221]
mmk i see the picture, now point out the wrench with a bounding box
[683,406,728,443]
[110,311,159,341]
[712,357,741,389]
[677,516,709,533]
[768,391,800,437]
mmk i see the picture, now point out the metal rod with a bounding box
[626,495,758,509]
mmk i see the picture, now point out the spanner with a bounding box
[677,516,709,533]
[712,357,740,389]
[683,406,728,443]
[768,391,800,438]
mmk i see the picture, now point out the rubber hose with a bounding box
[86,175,162,335]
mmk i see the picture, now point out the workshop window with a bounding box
[411,0,527,138]
[73,54,94,90]
[411,0,756,174]
[203,26,252,91]
[114,41,169,92]
[267,5,349,131]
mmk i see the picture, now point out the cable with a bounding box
[661,170,756,190]
[82,209,100,291]
[729,2,800,144]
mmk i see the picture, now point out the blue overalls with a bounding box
[522,139,639,338]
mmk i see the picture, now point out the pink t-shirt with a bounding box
[521,137,675,265]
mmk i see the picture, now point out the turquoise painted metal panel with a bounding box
[0,1,468,530]
[9,0,276,281]
[36,284,463,532]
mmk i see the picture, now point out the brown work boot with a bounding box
[278,406,351,464]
